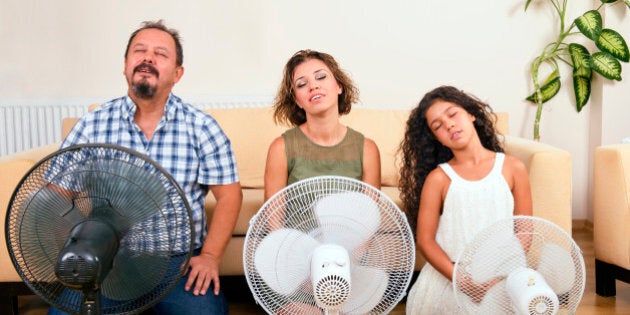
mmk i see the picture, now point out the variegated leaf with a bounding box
[526,76,561,104]
[590,51,623,80]
[596,29,630,62]
[569,43,591,70]
[572,75,591,112]
[573,66,592,79]
[575,10,602,41]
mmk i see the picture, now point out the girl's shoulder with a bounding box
[426,165,451,185]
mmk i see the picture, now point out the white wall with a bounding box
[1,0,628,220]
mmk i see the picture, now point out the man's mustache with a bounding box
[133,63,159,78]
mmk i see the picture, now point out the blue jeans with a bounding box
[47,250,228,315]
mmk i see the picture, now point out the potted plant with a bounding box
[525,0,629,141]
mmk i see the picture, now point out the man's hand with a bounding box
[184,252,221,296]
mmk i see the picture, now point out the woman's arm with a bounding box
[362,138,381,189]
[264,136,289,201]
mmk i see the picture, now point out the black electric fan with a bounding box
[5,144,194,315]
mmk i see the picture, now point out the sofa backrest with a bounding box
[340,108,410,187]
[61,106,509,190]
[205,107,286,189]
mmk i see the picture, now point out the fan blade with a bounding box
[536,243,577,295]
[101,247,171,301]
[313,192,381,250]
[469,234,527,283]
[254,228,320,295]
[77,159,168,230]
[476,280,510,314]
[341,265,388,314]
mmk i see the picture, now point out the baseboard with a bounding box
[572,219,593,232]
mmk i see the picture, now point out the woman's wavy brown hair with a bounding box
[273,50,359,126]
[398,86,504,233]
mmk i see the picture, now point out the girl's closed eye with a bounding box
[315,73,327,80]
[295,80,307,88]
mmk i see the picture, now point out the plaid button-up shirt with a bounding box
[62,94,239,250]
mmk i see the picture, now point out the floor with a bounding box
[16,227,630,314]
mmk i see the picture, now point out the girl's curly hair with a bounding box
[398,86,504,233]
[272,49,359,126]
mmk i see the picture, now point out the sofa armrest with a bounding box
[503,135,572,234]
[0,143,60,282]
[593,144,630,269]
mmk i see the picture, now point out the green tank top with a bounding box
[284,126,364,185]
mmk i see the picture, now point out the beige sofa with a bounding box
[0,106,572,312]
[593,144,630,296]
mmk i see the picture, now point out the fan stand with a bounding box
[80,290,101,315]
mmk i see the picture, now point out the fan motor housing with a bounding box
[311,244,351,309]
[55,219,119,290]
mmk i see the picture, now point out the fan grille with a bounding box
[5,144,194,314]
[314,275,350,308]
[243,176,415,314]
[528,295,556,315]
[453,216,585,314]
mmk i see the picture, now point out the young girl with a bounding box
[399,86,532,314]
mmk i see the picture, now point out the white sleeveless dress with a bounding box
[405,153,514,314]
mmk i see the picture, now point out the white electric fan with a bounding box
[243,176,416,314]
[453,215,586,315]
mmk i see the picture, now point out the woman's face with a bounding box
[291,58,342,116]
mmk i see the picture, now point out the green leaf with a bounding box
[575,10,602,41]
[596,29,630,62]
[590,51,623,80]
[624,0,630,9]
[525,0,533,11]
[573,66,592,79]
[572,75,591,112]
[526,76,561,104]
[569,43,592,69]
[600,0,617,3]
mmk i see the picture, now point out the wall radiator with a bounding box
[0,96,272,157]
[0,104,89,157]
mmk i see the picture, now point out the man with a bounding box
[48,20,242,314]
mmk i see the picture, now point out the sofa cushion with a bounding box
[1,143,62,282]
[205,188,264,235]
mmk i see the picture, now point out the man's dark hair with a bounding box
[124,20,183,66]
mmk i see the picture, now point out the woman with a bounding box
[264,49,381,201]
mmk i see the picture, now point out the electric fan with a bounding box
[243,176,415,315]
[453,215,585,315]
[5,143,194,315]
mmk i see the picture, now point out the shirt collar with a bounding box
[122,93,178,121]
